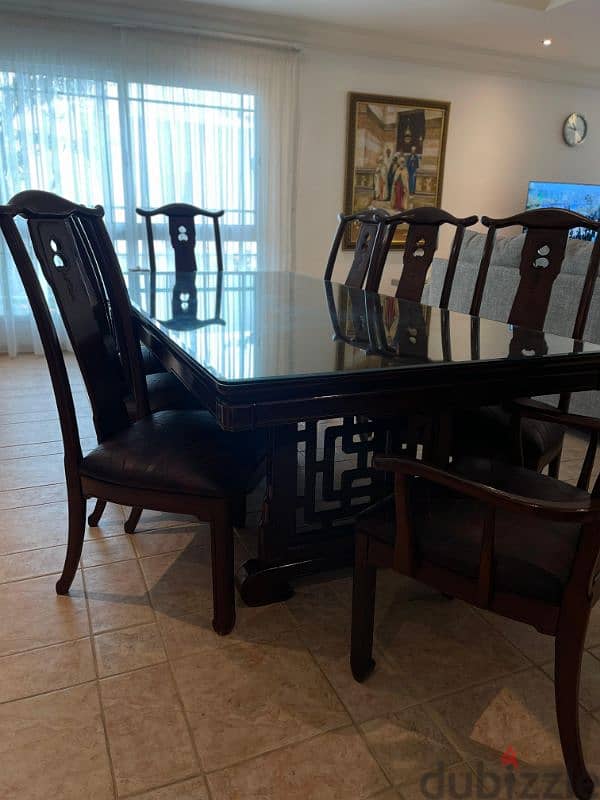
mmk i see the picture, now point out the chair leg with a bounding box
[124,507,143,534]
[56,490,86,595]
[230,493,247,529]
[209,502,236,636]
[87,499,107,527]
[351,532,377,682]
[555,608,594,800]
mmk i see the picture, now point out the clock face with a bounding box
[563,113,587,146]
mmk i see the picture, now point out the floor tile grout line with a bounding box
[80,564,120,800]
[121,774,210,800]
[94,649,168,682]
[202,720,359,778]
[471,605,549,667]
[0,676,98,708]
[140,548,211,795]
[137,547,368,784]
[0,632,92,662]
[297,625,394,792]
[0,483,66,511]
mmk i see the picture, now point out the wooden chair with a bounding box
[15,191,212,532]
[324,209,390,288]
[364,207,478,304]
[351,412,600,799]
[456,208,600,474]
[0,193,267,634]
[137,202,225,274]
[136,203,225,374]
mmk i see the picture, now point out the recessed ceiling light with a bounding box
[542,38,553,46]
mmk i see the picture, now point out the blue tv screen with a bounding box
[526,181,600,241]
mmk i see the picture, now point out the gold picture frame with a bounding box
[343,92,451,250]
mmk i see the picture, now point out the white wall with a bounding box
[295,46,600,291]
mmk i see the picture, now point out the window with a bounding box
[0,70,257,277]
[0,20,297,354]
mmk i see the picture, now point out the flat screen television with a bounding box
[525,180,600,241]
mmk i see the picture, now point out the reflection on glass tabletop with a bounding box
[127,270,600,384]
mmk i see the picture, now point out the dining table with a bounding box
[126,269,600,606]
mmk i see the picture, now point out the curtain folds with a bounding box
[0,13,299,354]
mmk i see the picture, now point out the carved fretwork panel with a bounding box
[509,228,568,330]
[395,223,439,302]
[168,215,198,272]
[294,416,394,535]
[346,222,380,289]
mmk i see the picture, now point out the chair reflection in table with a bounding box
[156,271,226,332]
[325,281,432,364]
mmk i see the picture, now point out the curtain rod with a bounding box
[114,21,302,52]
[0,2,302,52]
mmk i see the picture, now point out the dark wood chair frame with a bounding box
[351,411,600,799]
[53,202,233,534]
[365,207,479,305]
[0,192,245,634]
[324,208,390,288]
[469,208,600,476]
[137,202,225,274]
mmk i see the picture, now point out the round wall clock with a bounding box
[563,113,587,147]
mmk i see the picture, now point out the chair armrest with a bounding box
[512,398,600,435]
[373,454,598,522]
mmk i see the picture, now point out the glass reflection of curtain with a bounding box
[0,14,298,354]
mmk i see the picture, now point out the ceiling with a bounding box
[181,0,600,70]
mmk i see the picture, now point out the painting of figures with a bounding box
[343,92,450,249]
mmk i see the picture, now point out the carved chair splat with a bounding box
[462,207,600,476]
[365,207,478,305]
[324,209,390,288]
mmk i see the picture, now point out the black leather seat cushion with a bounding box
[146,372,203,412]
[141,343,165,375]
[358,457,585,604]
[124,373,204,418]
[453,405,564,469]
[81,409,266,497]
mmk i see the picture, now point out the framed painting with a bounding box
[343,92,450,249]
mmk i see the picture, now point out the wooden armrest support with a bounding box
[512,398,600,434]
[373,454,598,522]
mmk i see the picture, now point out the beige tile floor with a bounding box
[2,354,600,799]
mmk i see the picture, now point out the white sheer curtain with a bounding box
[0,14,299,354]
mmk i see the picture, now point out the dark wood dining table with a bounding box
[127,269,600,606]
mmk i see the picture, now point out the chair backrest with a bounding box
[1,191,149,443]
[137,203,225,274]
[469,208,600,338]
[365,207,479,306]
[324,209,390,288]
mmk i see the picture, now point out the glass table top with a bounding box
[127,270,600,385]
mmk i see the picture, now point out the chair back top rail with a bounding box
[365,207,478,307]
